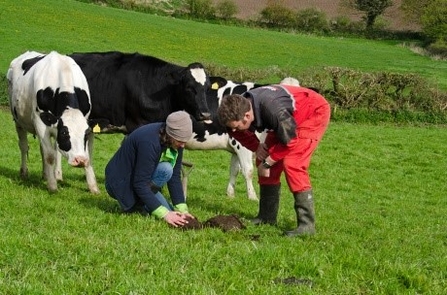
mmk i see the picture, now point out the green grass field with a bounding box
[1,107,446,294]
[1,0,447,89]
[1,0,447,294]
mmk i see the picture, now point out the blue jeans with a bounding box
[151,162,174,210]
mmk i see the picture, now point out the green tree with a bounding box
[343,0,393,30]
[400,0,431,23]
[401,0,446,43]
[421,0,447,42]
[400,0,436,25]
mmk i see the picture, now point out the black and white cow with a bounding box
[184,77,269,201]
[184,77,303,200]
[7,51,98,193]
[68,51,211,134]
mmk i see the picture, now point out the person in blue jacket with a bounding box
[105,111,195,227]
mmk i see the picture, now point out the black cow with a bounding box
[69,51,211,134]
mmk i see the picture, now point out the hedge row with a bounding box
[204,64,447,124]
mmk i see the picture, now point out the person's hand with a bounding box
[257,163,270,177]
[256,143,269,161]
[182,212,196,219]
[163,211,190,227]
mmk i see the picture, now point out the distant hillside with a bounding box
[217,0,420,32]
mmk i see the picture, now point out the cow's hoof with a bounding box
[226,188,235,198]
[48,187,58,194]
[89,187,100,194]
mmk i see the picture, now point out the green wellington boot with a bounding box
[251,184,281,225]
[285,190,316,236]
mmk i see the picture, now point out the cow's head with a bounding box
[37,87,92,168]
[56,108,92,167]
[171,62,211,122]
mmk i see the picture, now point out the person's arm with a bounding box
[167,148,188,212]
[268,141,295,162]
[227,129,260,152]
[132,140,167,216]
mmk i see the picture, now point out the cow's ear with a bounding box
[75,87,91,116]
[88,118,110,133]
[209,76,227,89]
[22,55,45,75]
[40,112,58,126]
[36,87,56,114]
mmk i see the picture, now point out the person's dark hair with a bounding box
[159,124,175,147]
[217,94,251,126]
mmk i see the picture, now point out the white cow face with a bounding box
[56,108,91,167]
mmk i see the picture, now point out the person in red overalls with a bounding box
[217,78,330,236]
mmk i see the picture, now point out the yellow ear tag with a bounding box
[93,124,101,133]
[211,82,219,90]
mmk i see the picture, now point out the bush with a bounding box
[186,0,216,19]
[291,65,447,122]
[215,0,238,20]
[330,15,352,32]
[204,63,447,124]
[258,0,295,29]
[426,39,447,59]
[295,7,329,34]
[329,16,368,36]
[314,67,447,115]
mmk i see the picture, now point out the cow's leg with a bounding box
[40,140,58,192]
[55,150,63,181]
[84,165,99,194]
[226,154,239,198]
[181,161,194,199]
[39,144,46,180]
[181,169,188,199]
[85,132,99,194]
[16,125,29,179]
[236,148,258,201]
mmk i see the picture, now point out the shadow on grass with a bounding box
[185,187,258,220]
[0,163,108,198]
[77,194,120,214]
[0,163,49,191]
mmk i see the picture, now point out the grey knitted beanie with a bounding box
[166,111,193,142]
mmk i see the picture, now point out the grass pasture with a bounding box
[1,107,446,294]
[1,0,447,294]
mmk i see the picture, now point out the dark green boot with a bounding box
[251,184,281,225]
[285,190,315,236]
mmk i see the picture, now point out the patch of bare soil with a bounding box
[181,215,203,230]
[179,214,246,232]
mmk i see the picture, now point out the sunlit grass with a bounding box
[1,107,446,293]
[1,0,447,293]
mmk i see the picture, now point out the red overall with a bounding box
[230,85,331,193]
